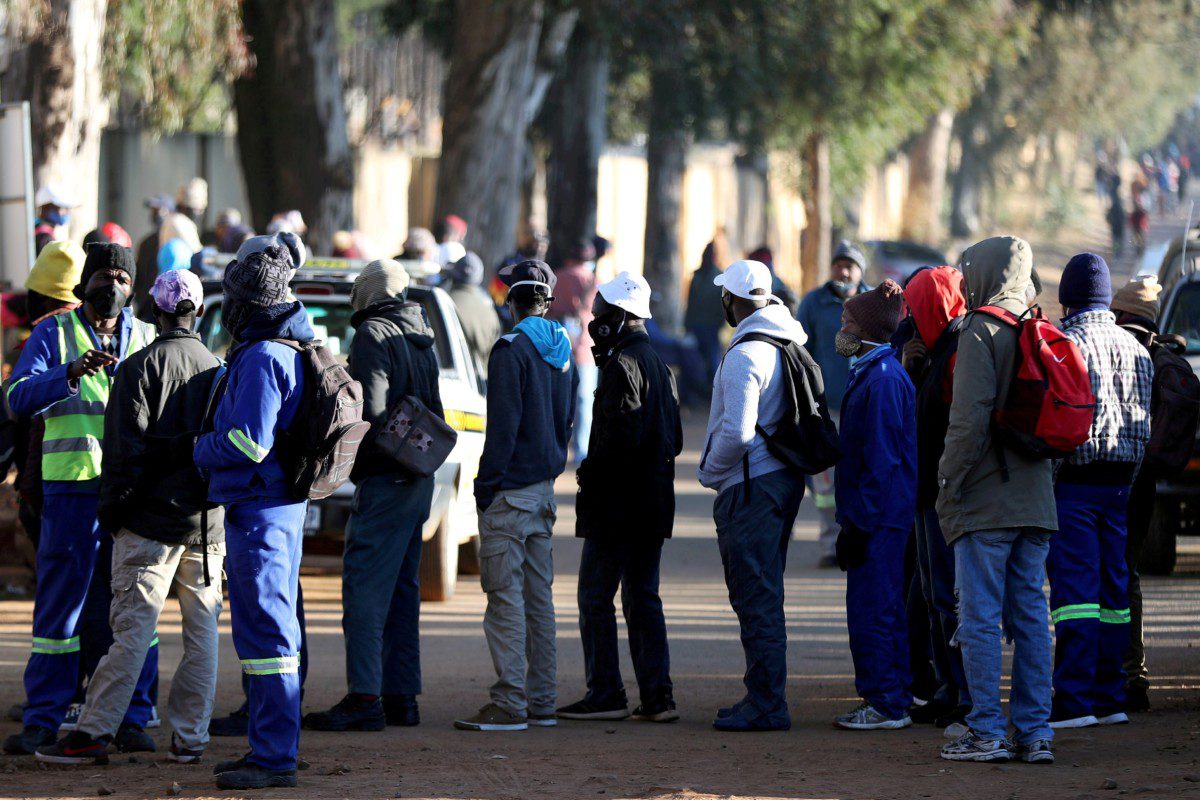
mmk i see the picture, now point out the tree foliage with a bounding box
[103,0,248,132]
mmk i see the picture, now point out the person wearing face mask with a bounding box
[557,272,683,724]
[698,259,809,732]
[4,244,158,757]
[830,280,918,731]
[33,185,82,256]
[796,240,871,568]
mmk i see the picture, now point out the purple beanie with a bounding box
[1059,252,1112,309]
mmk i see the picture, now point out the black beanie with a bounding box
[79,243,136,290]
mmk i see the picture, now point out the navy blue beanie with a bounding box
[1059,252,1112,309]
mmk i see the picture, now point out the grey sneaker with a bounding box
[528,711,557,728]
[1016,739,1055,764]
[453,703,528,731]
[834,701,912,730]
[941,731,1013,762]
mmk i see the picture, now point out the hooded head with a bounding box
[352,259,411,312]
[903,266,966,347]
[958,235,1033,312]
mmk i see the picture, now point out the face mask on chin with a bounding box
[835,329,863,358]
[85,284,128,319]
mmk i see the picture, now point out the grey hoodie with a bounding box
[935,236,1057,543]
[698,302,808,493]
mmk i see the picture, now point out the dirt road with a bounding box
[0,411,1198,800]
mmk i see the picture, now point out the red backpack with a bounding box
[975,306,1096,460]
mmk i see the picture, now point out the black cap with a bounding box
[80,243,136,289]
[498,259,557,293]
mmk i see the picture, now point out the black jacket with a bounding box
[98,328,224,545]
[348,300,444,482]
[913,318,962,511]
[576,331,683,540]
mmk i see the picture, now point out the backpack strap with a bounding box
[267,338,305,352]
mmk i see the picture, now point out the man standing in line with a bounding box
[3,244,158,756]
[796,241,870,567]
[194,245,313,789]
[558,272,683,723]
[35,269,224,765]
[937,236,1056,765]
[304,260,442,732]
[699,259,808,732]
[456,260,576,732]
[444,252,501,376]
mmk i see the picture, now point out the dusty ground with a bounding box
[0,202,1196,799]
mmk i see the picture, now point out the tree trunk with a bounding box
[435,0,576,270]
[1,0,109,239]
[800,132,831,293]
[642,65,687,332]
[544,21,609,268]
[950,114,986,238]
[234,0,352,254]
[901,109,954,244]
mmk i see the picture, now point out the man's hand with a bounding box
[901,337,928,373]
[67,349,118,381]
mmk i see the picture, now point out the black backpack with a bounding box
[271,340,371,500]
[1144,333,1200,478]
[732,333,841,478]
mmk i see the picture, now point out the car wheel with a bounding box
[458,535,481,576]
[1141,496,1179,577]
[419,516,459,602]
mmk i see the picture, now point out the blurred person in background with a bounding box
[433,215,468,267]
[684,233,729,384]
[33,185,80,256]
[160,180,206,253]
[445,252,501,377]
[206,209,243,249]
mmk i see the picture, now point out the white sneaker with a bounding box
[146,706,161,729]
[1048,714,1098,729]
[944,721,969,739]
[58,703,83,732]
[941,731,1013,762]
[1097,711,1129,726]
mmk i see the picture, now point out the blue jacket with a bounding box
[194,302,313,504]
[796,281,869,412]
[7,307,146,495]
[835,345,917,533]
[474,316,577,510]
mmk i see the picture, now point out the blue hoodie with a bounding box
[194,302,314,503]
[475,315,577,510]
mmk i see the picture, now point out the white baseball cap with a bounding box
[35,183,80,209]
[597,271,653,319]
[714,259,772,300]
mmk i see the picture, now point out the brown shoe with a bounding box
[454,703,528,731]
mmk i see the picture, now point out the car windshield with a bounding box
[197,294,452,370]
[1163,282,1200,354]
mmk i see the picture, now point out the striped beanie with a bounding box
[352,259,411,312]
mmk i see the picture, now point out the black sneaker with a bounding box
[303,694,386,732]
[215,763,298,790]
[168,734,203,764]
[383,694,420,727]
[556,696,630,721]
[114,722,155,753]
[3,725,55,755]
[208,704,250,737]
[1126,684,1150,713]
[34,730,110,765]
[6,702,25,723]
[631,697,679,723]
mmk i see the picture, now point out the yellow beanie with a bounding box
[26,240,86,303]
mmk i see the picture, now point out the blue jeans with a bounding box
[915,509,970,709]
[714,470,803,723]
[577,537,671,706]
[953,528,1053,745]
[1049,482,1130,718]
[342,474,434,696]
[847,527,912,719]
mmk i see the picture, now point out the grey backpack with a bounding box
[375,339,457,477]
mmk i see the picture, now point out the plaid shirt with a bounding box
[1060,309,1153,466]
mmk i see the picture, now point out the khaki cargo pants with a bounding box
[479,481,557,718]
[77,529,225,750]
